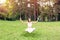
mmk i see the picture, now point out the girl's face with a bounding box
[28,18,31,22]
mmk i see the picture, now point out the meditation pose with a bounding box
[25,18,35,33]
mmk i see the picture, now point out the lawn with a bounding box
[0,20,60,40]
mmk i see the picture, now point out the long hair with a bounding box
[28,18,31,22]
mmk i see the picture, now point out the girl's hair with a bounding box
[28,18,31,22]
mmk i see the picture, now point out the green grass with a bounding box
[0,20,60,40]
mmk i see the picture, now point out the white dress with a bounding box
[25,22,35,33]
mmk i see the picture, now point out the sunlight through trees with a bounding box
[0,0,60,21]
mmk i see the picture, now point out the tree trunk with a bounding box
[56,15,58,21]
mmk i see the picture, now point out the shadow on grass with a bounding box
[21,31,41,38]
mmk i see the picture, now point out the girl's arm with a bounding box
[21,20,28,24]
[32,21,37,24]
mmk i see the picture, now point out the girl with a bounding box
[25,18,35,33]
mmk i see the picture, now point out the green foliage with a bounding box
[0,12,7,20]
[0,0,60,21]
[0,0,20,20]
